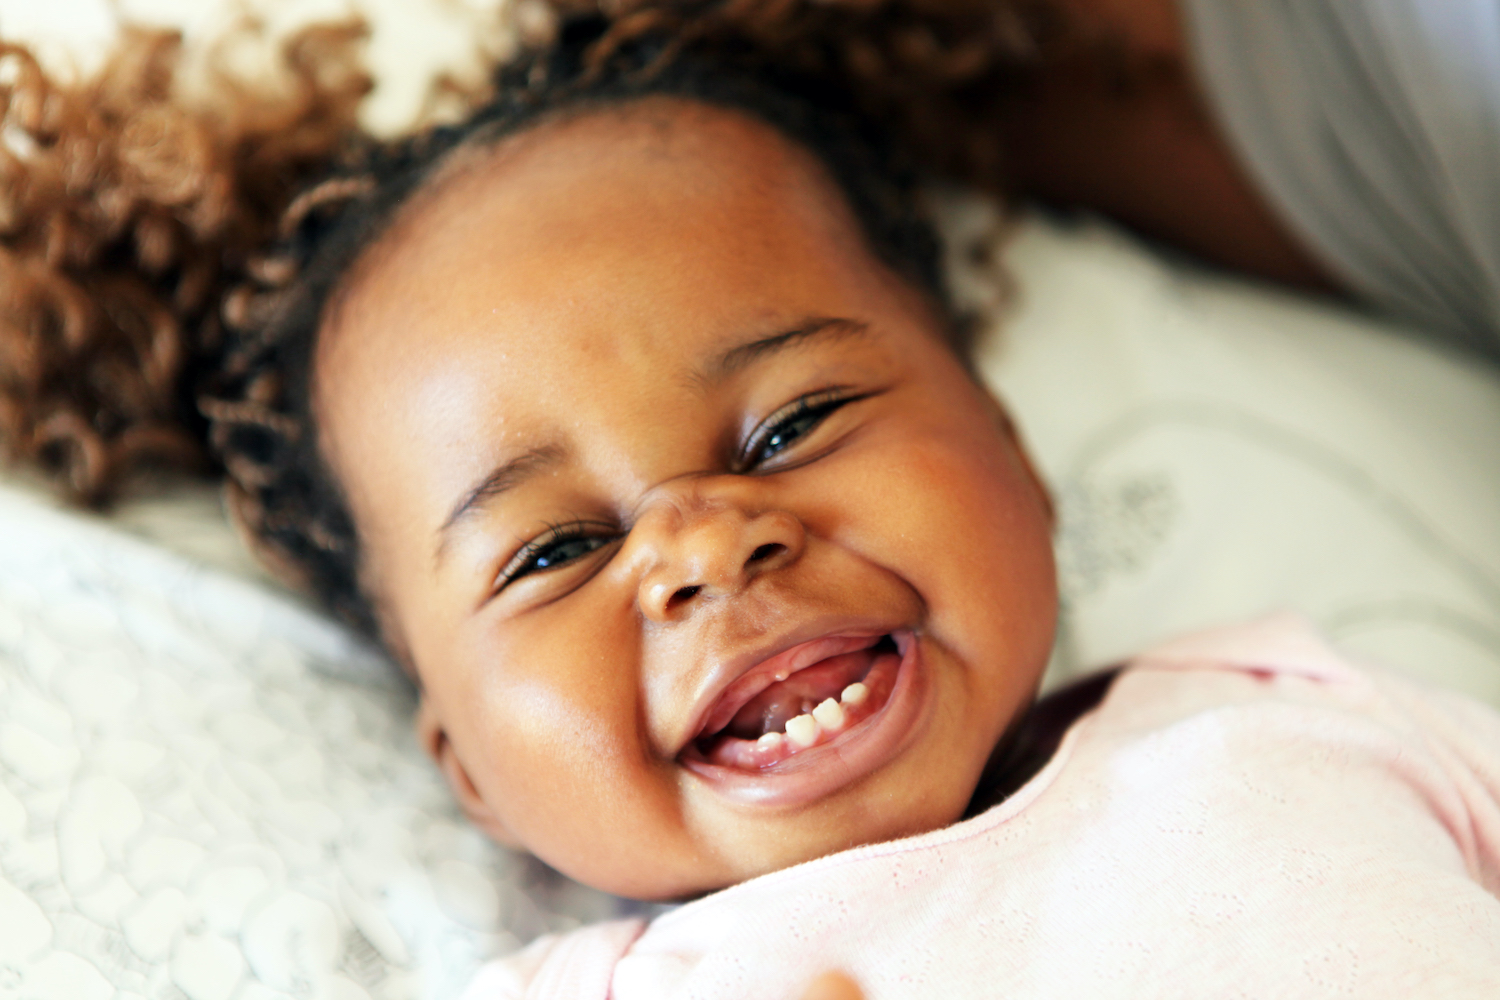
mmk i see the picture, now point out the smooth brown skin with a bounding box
[315,99,1058,900]
[997,0,1339,293]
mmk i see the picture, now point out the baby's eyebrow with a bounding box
[435,444,567,562]
[702,317,871,384]
[432,317,868,565]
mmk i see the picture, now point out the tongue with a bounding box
[725,649,874,739]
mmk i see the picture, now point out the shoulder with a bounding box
[1107,612,1378,719]
[1090,614,1500,845]
[982,612,1425,821]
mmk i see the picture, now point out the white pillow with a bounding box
[962,206,1500,706]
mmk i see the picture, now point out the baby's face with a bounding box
[315,98,1057,899]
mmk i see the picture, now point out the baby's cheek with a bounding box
[467,673,623,845]
[871,426,1055,657]
[440,613,685,887]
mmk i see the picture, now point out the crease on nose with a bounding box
[637,503,804,622]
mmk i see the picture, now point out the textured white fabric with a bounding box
[463,616,1500,999]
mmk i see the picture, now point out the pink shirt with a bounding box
[463,615,1500,999]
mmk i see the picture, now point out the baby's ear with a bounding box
[415,697,525,850]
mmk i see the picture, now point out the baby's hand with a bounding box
[799,971,865,1000]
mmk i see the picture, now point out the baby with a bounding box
[200,15,1058,902]
[9,8,1500,999]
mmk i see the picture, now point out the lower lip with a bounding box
[678,631,929,808]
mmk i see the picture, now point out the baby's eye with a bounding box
[742,390,860,469]
[499,523,618,589]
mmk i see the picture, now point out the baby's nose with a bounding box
[635,490,804,621]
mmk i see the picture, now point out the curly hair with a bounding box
[1,0,1058,639]
[0,22,372,502]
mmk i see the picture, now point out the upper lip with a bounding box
[677,617,898,755]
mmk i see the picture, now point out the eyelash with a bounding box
[495,389,861,591]
[496,520,619,590]
[739,388,860,470]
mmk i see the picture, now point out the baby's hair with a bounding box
[0,0,1055,640]
[0,23,371,504]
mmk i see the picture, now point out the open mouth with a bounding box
[683,633,904,770]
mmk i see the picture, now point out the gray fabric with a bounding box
[1181,0,1500,358]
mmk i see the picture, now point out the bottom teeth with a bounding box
[811,697,845,730]
[739,639,900,758]
[777,695,854,750]
[762,678,875,750]
[784,713,819,748]
[697,636,904,769]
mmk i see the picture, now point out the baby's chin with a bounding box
[586,644,1015,900]
[626,789,984,903]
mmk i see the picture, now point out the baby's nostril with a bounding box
[748,542,785,565]
[669,585,701,608]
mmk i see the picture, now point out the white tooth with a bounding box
[756,732,785,751]
[775,671,790,682]
[785,713,819,748]
[841,682,869,707]
[812,698,846,731]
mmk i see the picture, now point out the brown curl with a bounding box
[0,22,371,504]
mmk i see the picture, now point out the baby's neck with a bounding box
[966,669,1119,817]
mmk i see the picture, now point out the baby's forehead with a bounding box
[372,96,860,274]
[317,95,883,399]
